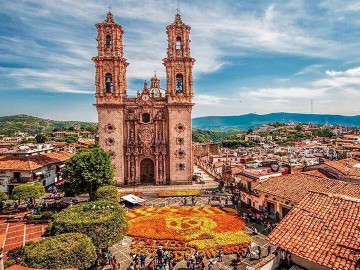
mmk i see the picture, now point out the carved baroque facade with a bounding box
[93,12,195,185]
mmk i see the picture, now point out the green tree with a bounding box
[295,124,304,132]
[0,192,8,210]
[51,200,128,250]
[35,134,47,143]
[63,145,114,200]
[22,233,96,270]
[95,185,119,202]
[11,182,45,203]
[85,125,98,133]
[65,136,78,143]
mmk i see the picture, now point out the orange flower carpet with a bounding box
[127,206,252,259]
[157,190,201,197]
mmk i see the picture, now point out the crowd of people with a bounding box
[125,247,178,270]
[118,243,274,270]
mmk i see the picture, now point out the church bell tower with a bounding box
[93,12,128,184]
[164,13,195,183]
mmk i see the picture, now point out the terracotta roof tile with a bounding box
[255,173,360,204]
[0,152,73,171]
[268,192,360,270]
[324,159,360,178]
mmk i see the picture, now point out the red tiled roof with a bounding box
[324,159,360,178]
[255,173,360,204]
[0,152,73,171]
[301,170,327,178]
[268,192,360,270]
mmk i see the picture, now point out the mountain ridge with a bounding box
[0,114,96,136]
[192,112,360,130]
[1,113,359,135]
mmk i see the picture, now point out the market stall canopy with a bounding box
[121,194,145,204]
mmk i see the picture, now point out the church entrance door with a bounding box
[140,158,154,183]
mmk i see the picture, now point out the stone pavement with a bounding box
[0,212,47,255]
[118,165,218,195]
[109,196,273,270]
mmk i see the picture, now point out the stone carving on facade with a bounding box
[159,156,164,180]
[105,123,115,133]
[130,156,136,180]
[175,123,186,133]
[175,149,186,159]
[129,127,135,144]
[155,110,164,120]
[105,137,115,146]
[126,108,137,120]
[138,126,154,156]
[177,163,185,171]
[176,137,184,145]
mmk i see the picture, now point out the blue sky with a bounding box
[0,0,360,122]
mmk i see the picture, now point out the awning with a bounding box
[121,194,145,204]
[34,171,43,176]
[59,164,66,168]
[55,179,65,186]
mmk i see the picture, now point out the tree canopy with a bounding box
[95,185,119,202]
[11,182,45,201]
[35,134,47,143]
[63,145,114,200]
[51,200,128,250]
[22,233,96,270]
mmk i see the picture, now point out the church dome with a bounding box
[149,73,164,98]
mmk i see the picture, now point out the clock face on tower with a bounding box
[142,95,149,101]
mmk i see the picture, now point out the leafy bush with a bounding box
[11,182,45,201]
[0,192,8,201]
[95,185,119,202]
[22,233,96,270]
[7,246,25,262]
[28,214,43,220]
[4,259,15,269]
[51,200,128,249]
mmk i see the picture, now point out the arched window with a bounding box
[176,36,182,50]
[105,73,113,93]
[175,74,184,93]
[105,35,112,48]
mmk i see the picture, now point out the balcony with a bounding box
[238,186,260,197]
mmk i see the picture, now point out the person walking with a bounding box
[140,253,146,269]
[107,250,113,264]
[257,246,262,259]
[218,248,223,262]
[267,246,271,256]
[111,256,119,270]
[244,245,251,258]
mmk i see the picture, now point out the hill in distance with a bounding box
[1,113,359,136]
[0,114,96,136]
[192,112,360,130]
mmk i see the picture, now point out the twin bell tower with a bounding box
[93,11,195,186]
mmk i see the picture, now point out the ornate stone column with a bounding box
[155,154,159,184]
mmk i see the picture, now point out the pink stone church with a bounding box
[93,12,195,186]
